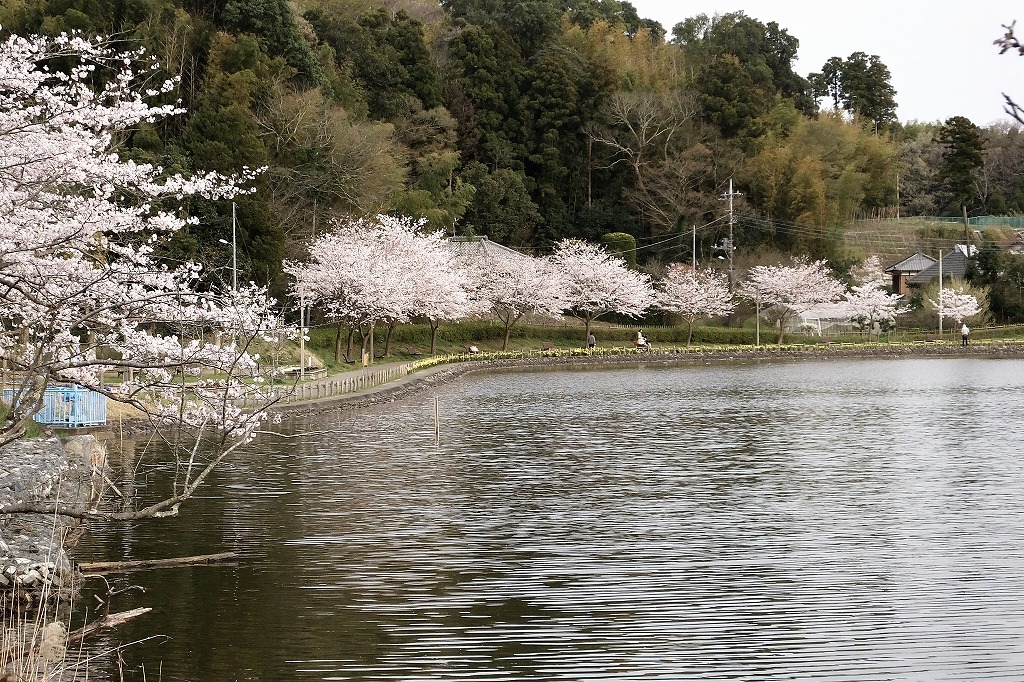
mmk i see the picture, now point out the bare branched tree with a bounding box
[995,21,1024,124]
[588,88,733,241]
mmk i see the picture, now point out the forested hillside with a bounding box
[2,0,1021,295]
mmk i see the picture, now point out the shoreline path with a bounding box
[273,339,1024,417]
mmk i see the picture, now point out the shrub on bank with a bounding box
[304,319,1024,361]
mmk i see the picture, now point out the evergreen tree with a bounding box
[220,0,321,84]
[459,162,542,245]
[810,52,897,131]
[936,115,985,217]
[445,24,529,168]
[672,11,814,116]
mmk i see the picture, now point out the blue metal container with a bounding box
[1,385,107,427]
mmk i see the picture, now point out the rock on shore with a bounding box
[1,435,107,609]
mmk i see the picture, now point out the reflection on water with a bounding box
[78,358,1024,680]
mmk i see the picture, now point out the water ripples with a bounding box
[80,358,1024,680]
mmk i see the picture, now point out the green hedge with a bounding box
[307,320,766,349]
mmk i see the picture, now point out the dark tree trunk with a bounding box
[383,320,397,358]
[430,320,440,355]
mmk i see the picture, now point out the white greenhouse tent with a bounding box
[761,303,858,336]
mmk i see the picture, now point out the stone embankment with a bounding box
[278,340,1024,416]
[1,435,106,609]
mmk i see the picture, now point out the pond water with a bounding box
[77,357,1024,681]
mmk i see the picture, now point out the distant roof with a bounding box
[907,249,970,285]
[885,252,936,273]
[446,236,532,264]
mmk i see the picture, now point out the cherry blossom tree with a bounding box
[930,286,982,327]
[740,259,846,345]
[550,239,655,344]
[0,34,280,520]
[287,215,432,364]
[461,249,564,350]
[656,264,734,346]
[408,234,478,356]
[845,256,907,336]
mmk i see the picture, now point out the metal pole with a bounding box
[938,250,943,338]
[756,295,760,346]
[231,201,237,292]
[692,224,696,270]
[720,179,741,292]
[299,289,305,381]
[434,396,440,446]
[728,178,735,291]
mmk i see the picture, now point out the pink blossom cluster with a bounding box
[0,33,276,447]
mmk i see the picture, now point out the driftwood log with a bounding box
[78,551,238,574]
[66,607,152,645]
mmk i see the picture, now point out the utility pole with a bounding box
[938,249,943,337]
[720,178,741,291]
[962,204,971,253]
[231,201,237,292]
[219,203,238,291]
[299,289,306,381]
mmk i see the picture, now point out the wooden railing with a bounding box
[271,362,418,403]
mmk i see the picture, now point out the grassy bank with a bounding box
[297,320,1024,374]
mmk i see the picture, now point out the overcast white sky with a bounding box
[629,0,1022,126]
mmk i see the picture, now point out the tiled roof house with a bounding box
[445,236,532,265]
[906,248,972,289]
[884,252,936,296]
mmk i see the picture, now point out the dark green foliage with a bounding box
[234,196,285,284]
[562,0,662,38]
[523,48,586,238]
[970,245,1024,323]
[810,52,897,131]
[521,45,615,242]
[7,0,167,35]
[220,0,321,84]
[446,25,529,168]
[307,8,442,120]
[673,11,813,115]
[458,162,542,245]
[600,232,637,267]
[445,0,561,57]
[182,103,266,172]
[696,54,767,142]
[574,200,638,244]
[936,116,985,215]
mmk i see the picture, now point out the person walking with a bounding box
[961,323,970,347]
[587,332,596,350]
